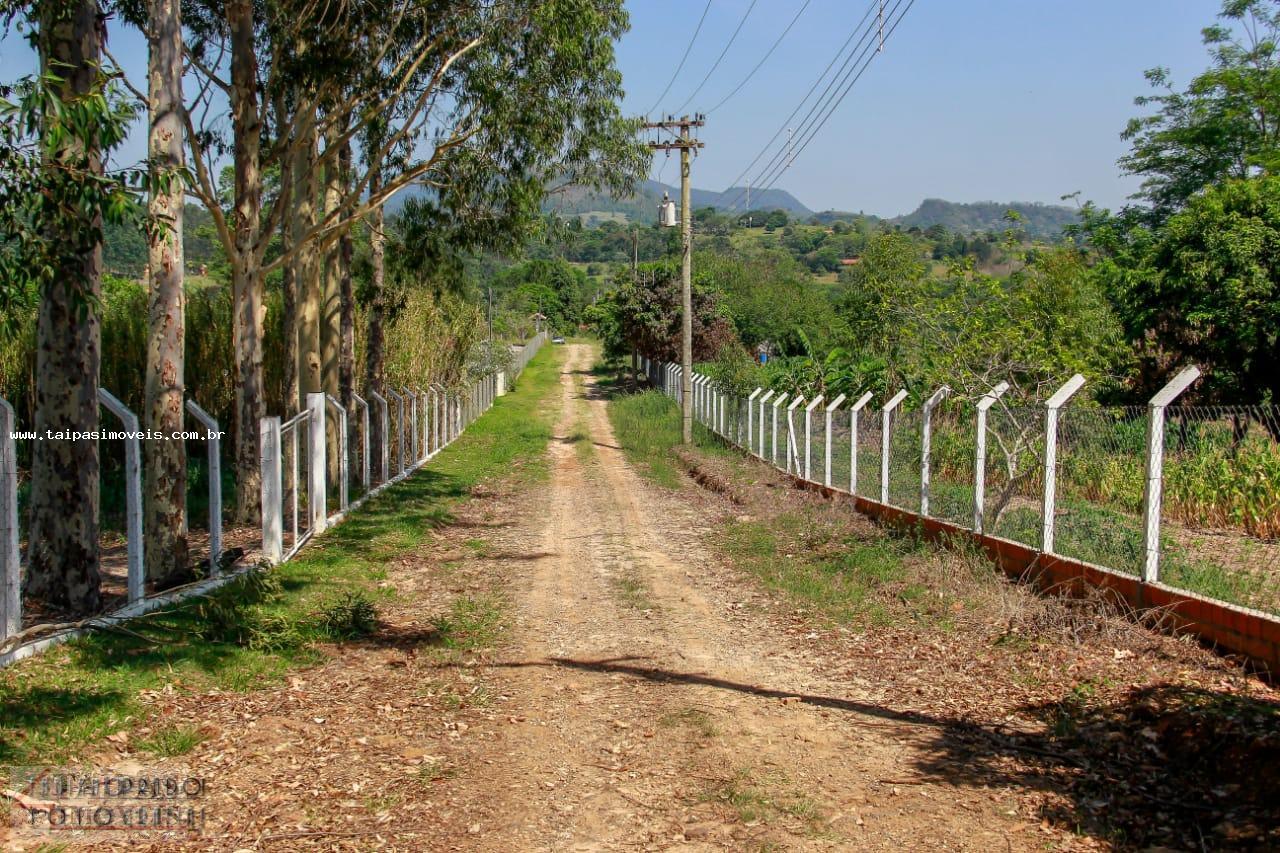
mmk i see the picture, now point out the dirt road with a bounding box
[434,344,1018,850]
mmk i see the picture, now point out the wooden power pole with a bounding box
[644,115,704,444]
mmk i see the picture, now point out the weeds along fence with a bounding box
[0,332,548,665]
[647,359,1280,664]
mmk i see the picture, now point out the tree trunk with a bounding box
[337,140,356,473]
[295,105,321,403]
[26,0,104,615]
[229,0,265,524]
[321,122,343,483]
[365,172,387,483]
[143,0,188,582]
[275,91,297,514]
[321,124,343,399]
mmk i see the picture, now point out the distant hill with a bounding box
[541,179,812,224]
[890,199,1079,239]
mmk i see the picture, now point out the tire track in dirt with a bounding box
[447,344,1024,851]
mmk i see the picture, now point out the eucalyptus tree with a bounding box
[0,0,139,613]
[181,0,645,517]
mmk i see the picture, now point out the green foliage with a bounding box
[585,262,737,363]
[1120,0,1280,220]
[491,258,590,333]
[697,252,838,355]
[315,591,380,640]
[0,62,142,318]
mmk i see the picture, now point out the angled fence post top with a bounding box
[351,391,368,409]
[851,390,874,412]
[98,388,139,428]
[977,381,1011,411]
[922,385,950,411]
[772,392,789,408]
[787,395,805,411]
[1046,374,1087,409]
[825,394,847,412]
[369,389,387,406]
[805,395,824,413]
[386,388,403,402]
[748,387,764,402]
[184,398,217,428]
[882,389,908,412]
[1150,365,1201,407]
[760,389,776,403]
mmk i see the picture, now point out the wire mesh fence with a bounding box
[657,365,1280,618]
[928,402,976,529]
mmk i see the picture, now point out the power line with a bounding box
[645,0,713,117]
[673,0,760,116]
[727,0,898,207]
[723,0,914,211]
[715,0,879,207]
[706,0,813,115]
[749,0,916,200]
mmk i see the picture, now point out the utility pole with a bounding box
[644,114,705,444]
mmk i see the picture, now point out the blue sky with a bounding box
[619,0,1224,215]
[2,1,1226,216]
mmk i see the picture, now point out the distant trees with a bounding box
[1081,0,1280,403]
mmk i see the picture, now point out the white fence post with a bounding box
[786,396,805,474]
[260,416,283,564]
[771,393,788,465]
[920,386,950,517]
[880,390,908,505]
[432,384,444,453]
[325,395,348,511]
[758,390,774,457]
[416,389,428,460]
[1143,365,1201,583]
[184,399,222,575]
[307,392,328,534]
[824,394,847,487]
[804,395,824,481]
[98,389,143,603]
[370,390,389,483]
[1041,374,1087,554]
[352,392,370,491]
[973,381,1009,534]
[0,398,19,640]
[747,388,763,449]
[386,388,404,474]
[402,387,417,461]
[849,391,873,496]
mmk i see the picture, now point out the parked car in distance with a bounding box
[551,336,566,344]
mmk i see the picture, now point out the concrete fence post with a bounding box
[184,399,222,575]
[747,388,763,449]
[758,390,775,457]
[920,386,951,517]
[824,394,847,487]
[1142,365,1201,583]
[306,392,328,534]
[849,391,873,496]
[786,396,805,474]
[98,389,144,603]
[0,398,20,640]
[804,395,824,481]
[402,388,417,461]
[772,393,788,465]
[325,395,349,511]
[1041,374,1087,554]
[370,391,389,483]
[416,389,428,460]
[973,381,1010,533]
[880,390,908,505]
[260,416,283,564]
[352,393,371,491]
[386,388,405,475]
